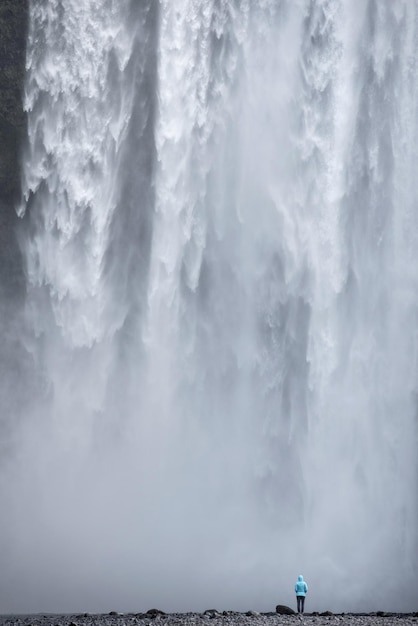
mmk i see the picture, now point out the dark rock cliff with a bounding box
[0,1,29,432]
[0,0,28,298]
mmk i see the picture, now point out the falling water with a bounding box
[2,0,418,614]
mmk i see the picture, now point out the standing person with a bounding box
[295,574,308,613]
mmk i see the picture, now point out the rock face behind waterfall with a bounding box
[0,0,27,293]
[0,0,28,437]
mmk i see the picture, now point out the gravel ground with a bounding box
[0,612,417,626]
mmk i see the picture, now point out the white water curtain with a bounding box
[1,0,417,613]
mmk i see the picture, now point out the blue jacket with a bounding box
[295,575,308,596]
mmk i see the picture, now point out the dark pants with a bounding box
[296,596,305,613]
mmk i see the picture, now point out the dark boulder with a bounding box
[276,605,296,615]
[146,609,166,618]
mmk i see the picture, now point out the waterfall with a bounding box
[2,0,417,613]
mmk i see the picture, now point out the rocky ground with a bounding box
[0,611,417,626]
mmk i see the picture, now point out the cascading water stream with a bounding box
[1,0,417,613]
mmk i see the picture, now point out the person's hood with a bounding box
[298,575,304,581]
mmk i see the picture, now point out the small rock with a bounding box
[203,610,219,618]
[276,605,296,615]
[146,610,166,618]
